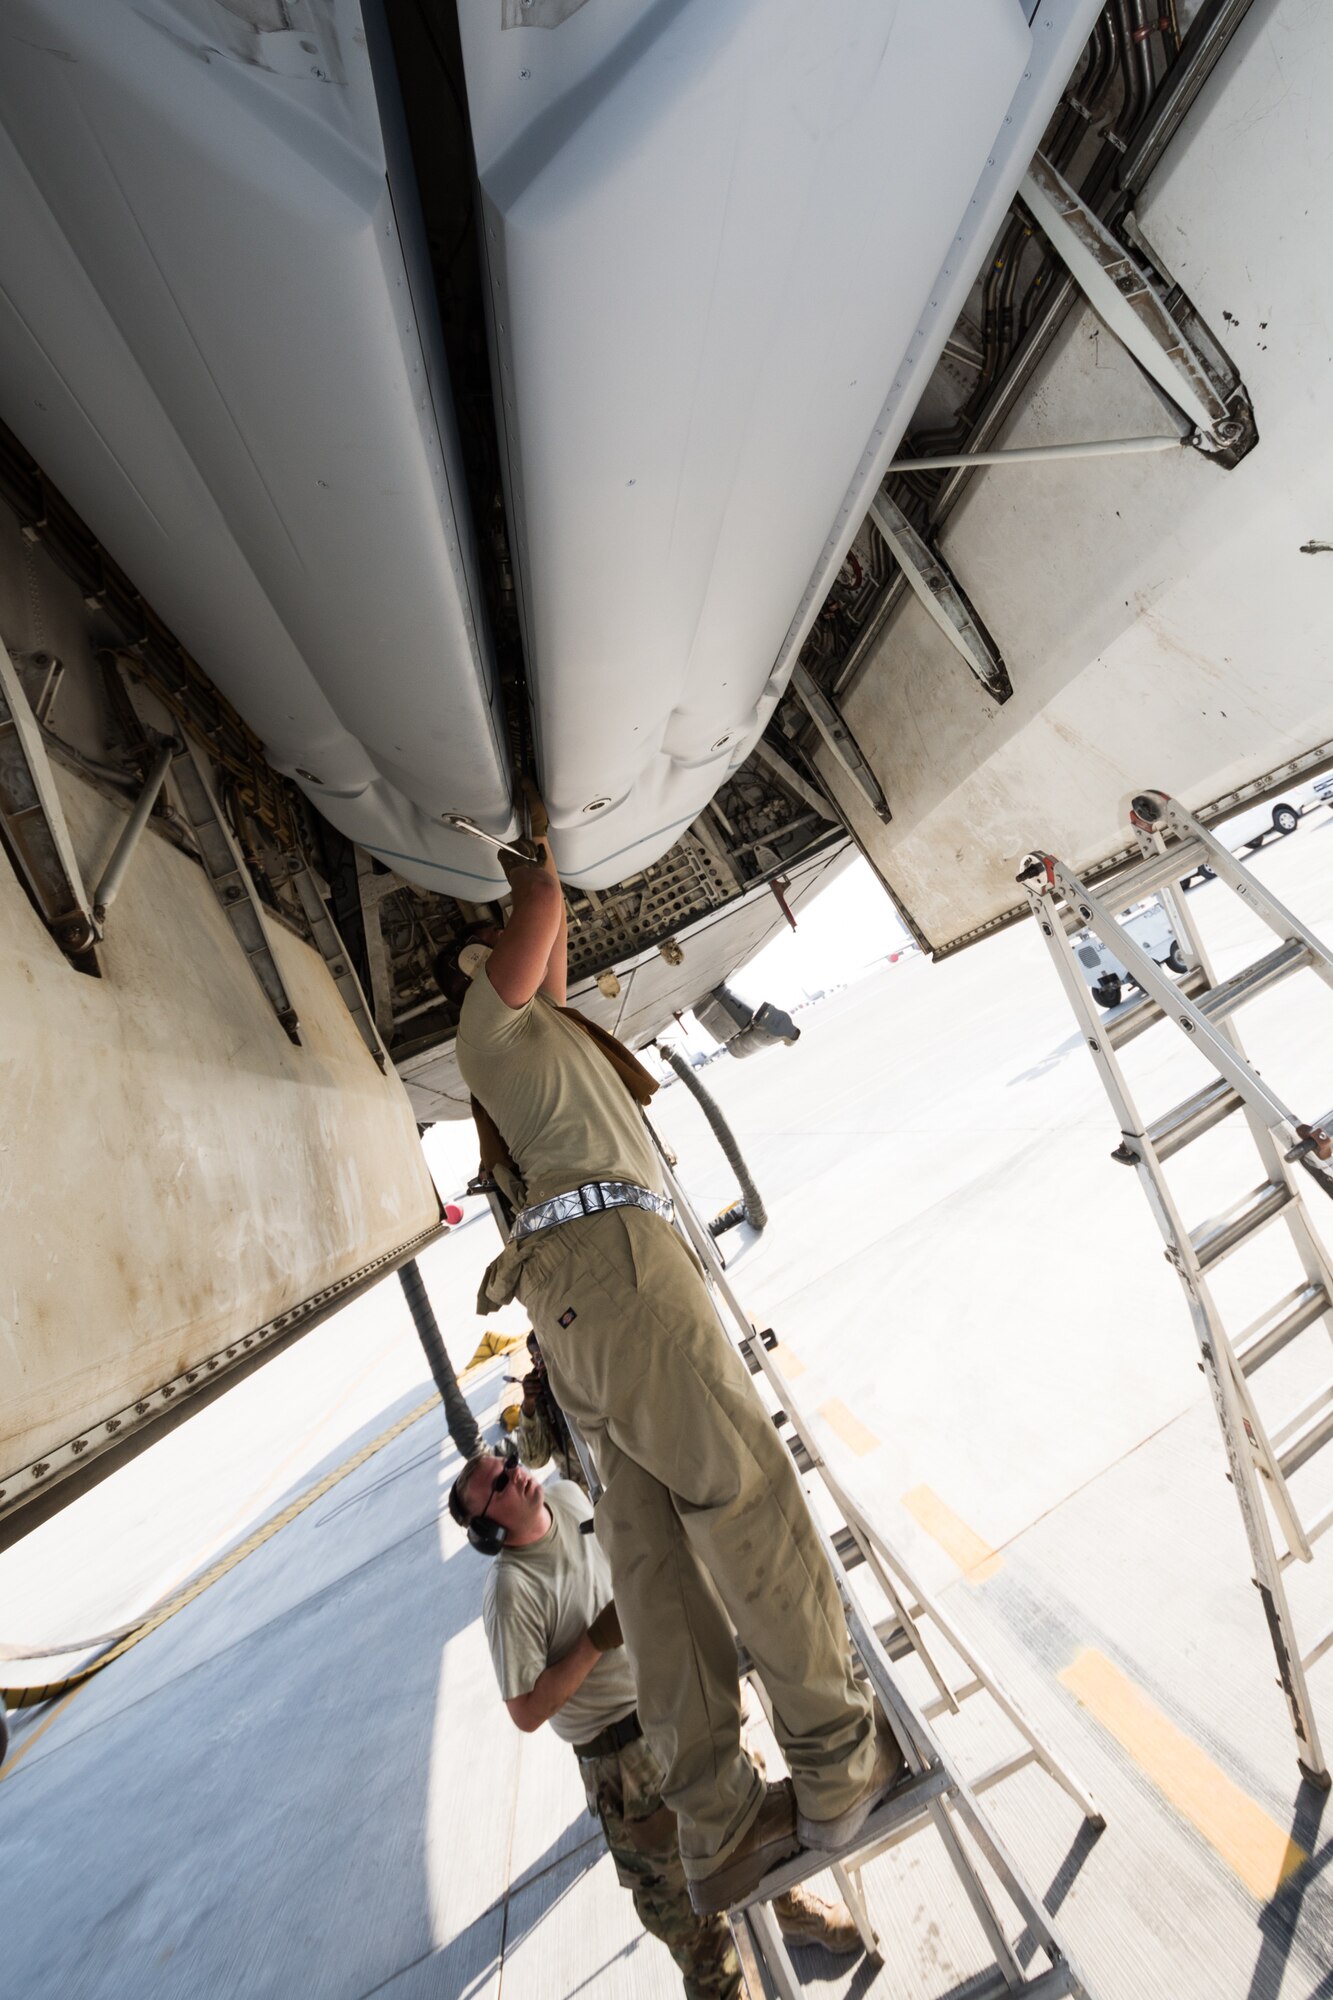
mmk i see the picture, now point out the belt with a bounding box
[513,1180,674,1243]
[574,1709,642,1761]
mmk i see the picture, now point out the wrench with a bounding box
[441,814,540,864]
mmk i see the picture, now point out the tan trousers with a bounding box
[517,1207,876,1877]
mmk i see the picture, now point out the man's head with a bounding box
[432,923,503,1010]
[448,1447,549,1554]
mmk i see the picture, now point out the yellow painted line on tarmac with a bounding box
[901,1485,1003,1583]
[176,1342,404,1589]
[1060,1649,1307,1899]
[1,1392,439,1716]
[772,1342,805,1379]
[0,1690,81,1785]
[818,1398,881,1457]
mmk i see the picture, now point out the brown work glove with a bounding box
[587,1600,623,1652]
[499,839,548,887]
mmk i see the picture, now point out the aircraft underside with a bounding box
[3,0,1331,1514]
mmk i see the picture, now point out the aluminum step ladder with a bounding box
[1022,788,1333,1785]
[649,1141,1099,2000]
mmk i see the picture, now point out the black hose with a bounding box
[659,1046,768,1232]
[398,1260,483,1461]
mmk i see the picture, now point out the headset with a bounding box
[449,1446,518,1557]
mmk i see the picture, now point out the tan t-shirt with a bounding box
[482,1480,637,1746]
[456,971,663,1207]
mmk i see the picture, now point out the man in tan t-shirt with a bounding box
[449,1449,861,1991]
[435,835,902,1914]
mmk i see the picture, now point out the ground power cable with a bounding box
[656,1042,767,1232]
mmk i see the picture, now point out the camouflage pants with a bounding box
[579,1734,743,2000]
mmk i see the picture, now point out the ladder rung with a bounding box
[873,1614,914,1664]
[1299,1499,1333,1557]
[1236,1283,1332,1377]
[1275,1378,1333,1479]
[831,1523,865,1572]
[1196,939,1313,1023]
[1147,1077,1245,1162]
[1302,1623,1333,1674]
[923,1676,983,1722]
[1104,967,1208,1049]
[1189,1181,1293,1270]
[1097,838,1206,907]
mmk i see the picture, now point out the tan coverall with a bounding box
[461,978,875,1879]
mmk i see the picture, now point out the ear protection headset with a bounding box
[456,940,493,980]
[449,1447,518,1557]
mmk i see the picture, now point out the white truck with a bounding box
[1072,898,1187,1010]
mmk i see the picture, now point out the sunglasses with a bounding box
[473,1449,519,1531]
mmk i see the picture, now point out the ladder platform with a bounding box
[1147,1076,1244,1161]
[729,1766,950,1911]
[1189,1180,1293,1270]
[1236,1282,1331,1377]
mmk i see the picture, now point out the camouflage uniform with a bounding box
[579,1732,743,2000]
[517,1397,590,1492]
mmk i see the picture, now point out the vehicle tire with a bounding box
[1093,974,1122,1010]
[1273,804,1299,834]
[1166,944,1188,975]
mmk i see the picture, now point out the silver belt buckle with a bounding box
[580,1182,606,1215]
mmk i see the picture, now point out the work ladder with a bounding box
[1023,788,1333,1785]
[648,1142,1100,2000]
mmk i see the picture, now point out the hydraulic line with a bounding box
[398,1259,482,1462]
[658,1045,768,1232]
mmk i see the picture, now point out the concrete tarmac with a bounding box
[4,819,1333,1996]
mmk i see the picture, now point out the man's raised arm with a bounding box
[486,845,565,1010]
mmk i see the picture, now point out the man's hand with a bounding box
[587,1600,624,1653]
[505,1629,601,1732]
[499,840,548,884]
[521,1369,542,1415]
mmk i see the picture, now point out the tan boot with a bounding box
[796,1719,906,1849]
[687,1780,801,1915]
[774,1885,863,1956]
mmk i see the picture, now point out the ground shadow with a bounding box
[1246,1777,1331,2000]
[0,1365,510,2000]
[1007,1030,1089,1088]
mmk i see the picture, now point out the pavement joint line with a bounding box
[1059,1647,1309,1900]
[1,1391,441,1718]
[349,1826,610,2000]
[901,1484,1003,1584]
